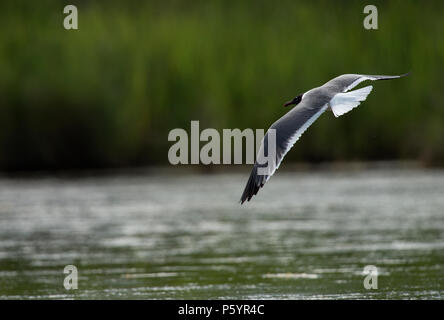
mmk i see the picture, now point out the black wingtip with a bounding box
[240,166,266,205]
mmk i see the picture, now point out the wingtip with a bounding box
[239,195,251,205]
[240,166,267,205]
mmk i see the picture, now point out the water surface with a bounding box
[0,168,443,299]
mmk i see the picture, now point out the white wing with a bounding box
[330,85,373,117]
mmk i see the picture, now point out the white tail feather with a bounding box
[330,85,373,117]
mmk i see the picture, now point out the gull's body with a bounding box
[240,73,409,204]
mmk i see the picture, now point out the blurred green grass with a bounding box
[0,0,443,170]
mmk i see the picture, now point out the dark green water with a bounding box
[0,168,443,299]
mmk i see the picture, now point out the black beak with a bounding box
[283,97,297,107]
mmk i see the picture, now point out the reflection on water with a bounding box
[0,168,443,299]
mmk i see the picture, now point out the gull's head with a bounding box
[283,94,302,107]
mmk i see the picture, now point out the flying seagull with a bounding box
[240,73,409,204]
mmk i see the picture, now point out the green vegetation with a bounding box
[1,0,443,170]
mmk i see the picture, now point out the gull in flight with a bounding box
[240,73,409,204]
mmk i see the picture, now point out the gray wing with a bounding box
[240,94,329,204]
[325,73,409,93]
[240,72,409,204]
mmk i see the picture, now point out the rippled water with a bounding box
[0,168,443,299]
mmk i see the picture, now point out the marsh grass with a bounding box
[1,0,443,170]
